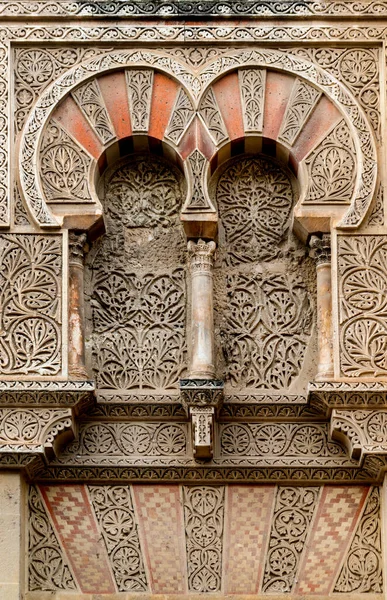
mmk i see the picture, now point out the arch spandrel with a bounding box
[19,48,377,235]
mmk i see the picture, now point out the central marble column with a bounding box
[187,238,216,379]
[68,231,88,380]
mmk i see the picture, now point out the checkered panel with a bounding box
[40,484,115,594]
[224,485,275,594]
[296,486,369,594]
[132,484,186,593]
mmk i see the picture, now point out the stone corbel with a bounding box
[181,238,224,459]
[68,231,88,379]
[330,409,387,461]
[309,234,334,381]
[181,149,218,239]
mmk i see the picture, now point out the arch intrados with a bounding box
[19,47,377,231]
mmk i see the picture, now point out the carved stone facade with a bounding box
[0,3,387,599]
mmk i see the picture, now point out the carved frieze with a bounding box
[331,409,387,459]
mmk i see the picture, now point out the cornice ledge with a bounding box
[308,381,387,416]
[330,409,387,461]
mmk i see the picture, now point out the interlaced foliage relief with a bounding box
[213,155,316,392]
[86,155,187,396]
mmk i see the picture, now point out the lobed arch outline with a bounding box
[19,47,377,231]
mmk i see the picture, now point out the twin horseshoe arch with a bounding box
[18,47,377,234]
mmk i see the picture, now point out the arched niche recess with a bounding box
[18,48,377,238]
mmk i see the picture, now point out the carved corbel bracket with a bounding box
[330,409,387,461]
[181,149,218,239]
[180,379,224,459]
[0,407,76,464]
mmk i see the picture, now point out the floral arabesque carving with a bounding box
[0,42,9,226]
[0,234,62,376]
[238,68,266,133]
[221,272,313,390]
[216,156,293,264]
[88,486,148,591]
[262,487,319,592]
[303,119,356,204]
[59,422,188,459]
[220,423,345,457]
[183,486,224,592]
[125,69,153,134]
[19,47,376,229]
[334,487,383,593]
[14,46,112,134]
[199,86,228,145]
[40,119,93,204]
[337,235,387,378]
[278,78,321,146]
[165,87,195,145]
[71,78,115,145]
[28,485,76,591]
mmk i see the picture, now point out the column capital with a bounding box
[310,234,331,266]
[187,239,216,274]
[69,231,88,267]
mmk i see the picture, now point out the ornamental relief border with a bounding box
[15,46,377,231]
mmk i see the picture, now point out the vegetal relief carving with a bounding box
[28,485,76,591]
[262,487,320,592]
[87,155,187,393]
[125,69,153,133]
[214,155,315,391]
[367,185,384,227]
[14,46,112,134]
[165,87,195,145]
[88,486,148,591]
[39,119,93,204]
[278,78,321,146]
[238,68,266,133]
[199,86,228,145]
[303,119,356,204]
[71,78,116,145]
[0,234,62,376]
[183,486,224,592]
[337,235,387,378]
[287,47,381,139]
[334,487,383,593]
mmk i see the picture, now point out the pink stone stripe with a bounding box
[132,484,186,594]
[295,485,369,595]
[39,484,115,594]
[224,485,275,594]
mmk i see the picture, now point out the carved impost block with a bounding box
[330,409,387,461]
[180,379,224,415]
[190,406,215,460]
[181,150,217,239]
[308,381,387,415]
[309,234,331,266]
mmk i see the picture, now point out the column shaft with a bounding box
[68,232,88,379]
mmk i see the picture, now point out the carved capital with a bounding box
[190,406,214,460]
[180,379,224,414]
[310,234,331,266]
[188,239,216,274]
[330,409,387,461]
[69,231,88,267]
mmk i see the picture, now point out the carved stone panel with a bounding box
[213,155,316,393]
[337,235,387,378]
[86,155,187,396]
[0,234,62,377]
